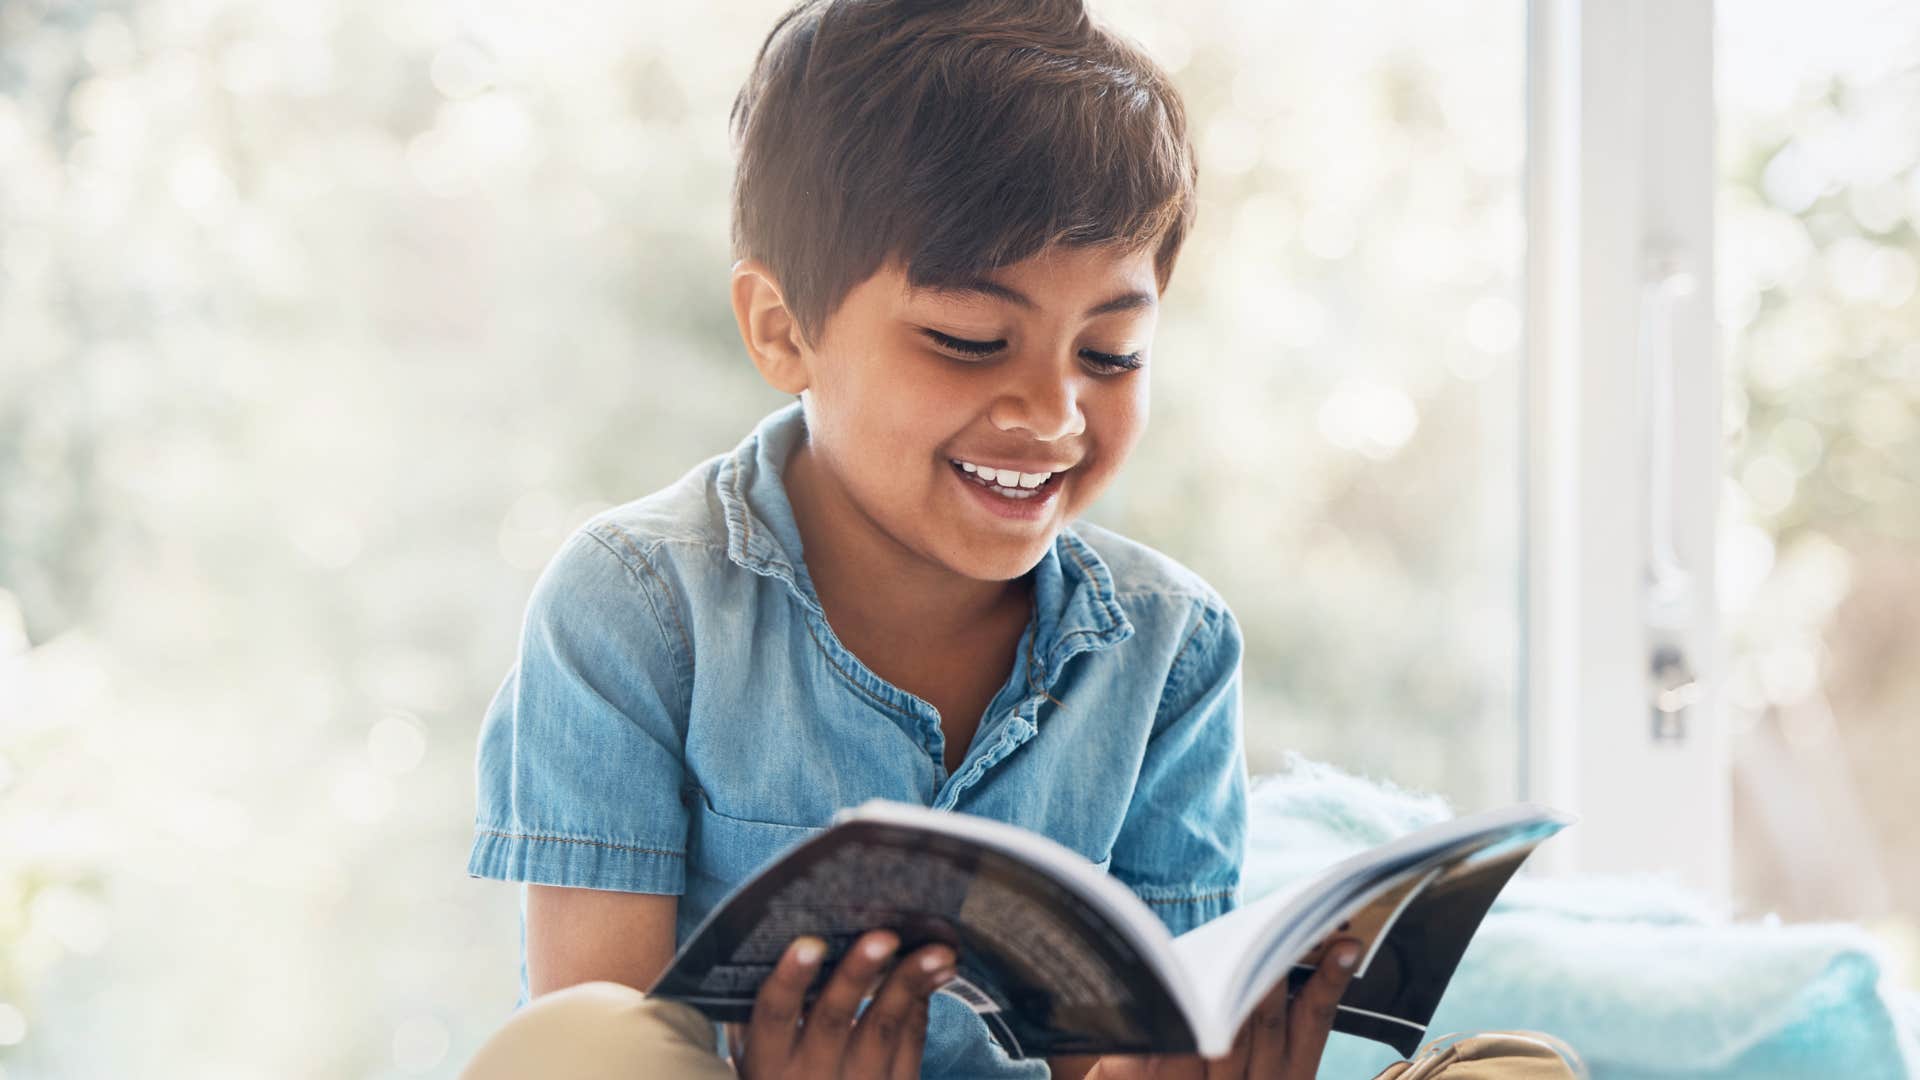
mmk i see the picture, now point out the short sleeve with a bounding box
[1109,601,1249,937]
[466,526,693,895]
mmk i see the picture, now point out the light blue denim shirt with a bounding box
[468,401,1248,1077]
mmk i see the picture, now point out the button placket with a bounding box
[933,706,1037,810]
[931,618,1045,806]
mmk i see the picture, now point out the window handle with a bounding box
[1640,245,1699,743]
[1650,643,1700,741]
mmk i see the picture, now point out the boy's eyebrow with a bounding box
[912,276,1157,318]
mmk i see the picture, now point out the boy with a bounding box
[462,2,1583,1078]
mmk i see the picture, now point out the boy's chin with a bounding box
[937,533,1058,583]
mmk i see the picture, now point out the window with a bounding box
[1096,0,1528,810]
[1718,0,1920,986]
[11,0,1906,1073]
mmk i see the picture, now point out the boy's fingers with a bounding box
[842,944,947,1075]
[843,943,951,1077]
[794,929,899,1067]
[744,935,824,1071]
[1244,982,1290,1076]
[888,996,931,1080]
[1283,939,1361,1074]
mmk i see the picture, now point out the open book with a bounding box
[647,799,1575,1059]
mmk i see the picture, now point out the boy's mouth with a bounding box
[948,459,1066,500]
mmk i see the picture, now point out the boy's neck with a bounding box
[783,439,1032,650]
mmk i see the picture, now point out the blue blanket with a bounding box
[1237,753,1920,1080]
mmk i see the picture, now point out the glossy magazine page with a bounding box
[1270,839,1540,1057]
[649,801,1572,1059]
[647,815,1201,1058]
[1168,804,1574,1055]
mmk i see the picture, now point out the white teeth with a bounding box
[952,460,1055,490]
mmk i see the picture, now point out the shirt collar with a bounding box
[716,401,1134,670]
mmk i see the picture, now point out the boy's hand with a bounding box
[726,929,958,1080]
[1081,937,1364,1080]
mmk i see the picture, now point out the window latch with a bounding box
[1641,243,1701,745]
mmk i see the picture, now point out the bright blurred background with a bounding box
[0,0,1912,1074]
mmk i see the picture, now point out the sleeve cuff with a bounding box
[1124,879,1240,937]
[467,827,686,894]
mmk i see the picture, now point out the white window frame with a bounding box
[1521,0,1729,907]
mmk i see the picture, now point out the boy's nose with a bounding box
[989,370,1086,442]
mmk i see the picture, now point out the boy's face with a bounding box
[788,243,1159,584]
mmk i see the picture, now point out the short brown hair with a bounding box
[729,0,1198,348]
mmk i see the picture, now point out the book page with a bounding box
[1270,840,1537,1058]
[1171,804,1572,1055]
[1164,875,1316,1040]
[648,819,1201,1059]
[841,798,1184,977]
[1167,865,1439,1052]
[1295,865,1443,980]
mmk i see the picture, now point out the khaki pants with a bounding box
[460,982,1585,1079]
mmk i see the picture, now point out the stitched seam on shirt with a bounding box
[801,615,916,721]
[1140,888,1235,906]
[739,466,757,561]
[1156,601,1217,726]
[476,828,685,858]
[726,473,811,598]
[593,529,695,711]
[1061,537,1125,629]
[651,536,750,565]
[1051,626,1111,652]
[601,532,906,722]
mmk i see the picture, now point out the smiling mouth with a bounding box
[948,460,1064,500]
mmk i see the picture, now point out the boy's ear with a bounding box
[730,258,809,395]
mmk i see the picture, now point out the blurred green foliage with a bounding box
[1716,4,1920,970]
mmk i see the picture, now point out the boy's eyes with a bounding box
[919,328,1144,373]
